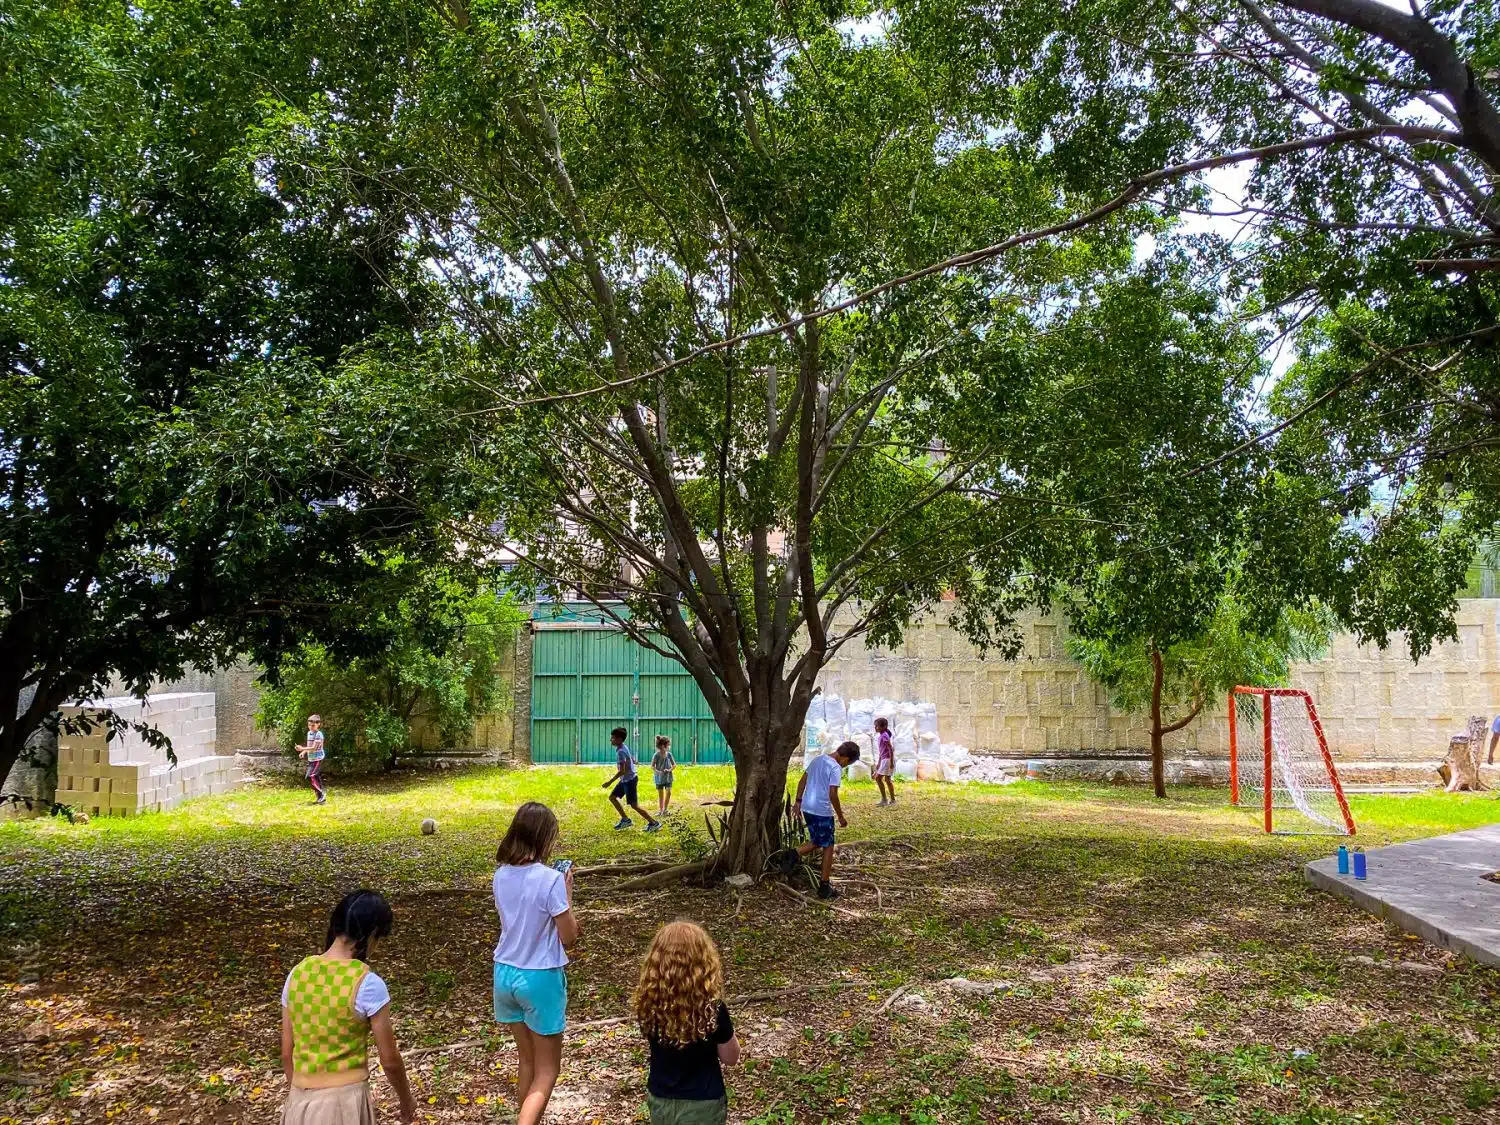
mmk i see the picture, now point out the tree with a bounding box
[250,0,1293,877]
[213,0,1491,871]
[929,0,1500,656]
[0,0,467,790]
[920,262,1302,798]
[256,581,524,769]
[1069,590,1337,797]
[244,0,1435,875]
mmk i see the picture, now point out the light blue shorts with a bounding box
[493,963,568,1035]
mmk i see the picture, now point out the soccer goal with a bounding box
[1229,687,1356,836]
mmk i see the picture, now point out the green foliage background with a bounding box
[256,583,524,766]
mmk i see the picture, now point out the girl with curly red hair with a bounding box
[632,921,742,1124]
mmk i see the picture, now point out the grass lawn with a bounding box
[3,766,1500,1123]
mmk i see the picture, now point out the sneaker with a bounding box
[774,849,800,876]
[314,797,327,806]
[817,881,839,900]
[614,817,633,830]
[876,799,888,807]
[645,821,662,833]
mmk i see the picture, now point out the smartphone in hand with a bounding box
[552,859,574,874]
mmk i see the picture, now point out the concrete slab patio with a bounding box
[1306,823,1500,968]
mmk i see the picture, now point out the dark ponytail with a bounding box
[326,889,393,961]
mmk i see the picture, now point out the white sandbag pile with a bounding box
[803,694,984,783]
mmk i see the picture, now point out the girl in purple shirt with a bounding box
[873,716,896,806]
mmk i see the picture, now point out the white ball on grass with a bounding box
[420,818,437,836]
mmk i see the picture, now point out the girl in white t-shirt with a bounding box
[492,802,579,1125]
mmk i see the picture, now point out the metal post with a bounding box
[1228,690,1239,806]
[1261,690,1274,835]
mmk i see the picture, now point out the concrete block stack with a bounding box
[54,693,242,817]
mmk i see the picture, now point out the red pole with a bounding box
[1300,691,1355,836]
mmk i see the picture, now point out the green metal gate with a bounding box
[530,613,730,765]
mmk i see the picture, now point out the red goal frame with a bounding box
[1229,687,1355,836]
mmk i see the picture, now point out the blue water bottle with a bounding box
[1352,847,1367,880]
[1337,845,1350,875]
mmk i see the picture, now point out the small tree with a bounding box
[257,583,523,770]
[1068,588,1336,798]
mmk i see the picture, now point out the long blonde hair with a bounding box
[632,921,723,1045]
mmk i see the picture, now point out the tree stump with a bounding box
[1439,715,1490,792]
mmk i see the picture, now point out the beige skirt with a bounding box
[281,1082,377,1125]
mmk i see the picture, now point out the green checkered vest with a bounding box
[286,956,371,1079]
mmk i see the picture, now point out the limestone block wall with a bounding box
[152,664,280,753]
[818,600,1500,763]
[54,693,242,817]
[158,638,521,758]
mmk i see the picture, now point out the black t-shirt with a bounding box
[646,1002,734,1101]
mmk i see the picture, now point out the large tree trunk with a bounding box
[1149,644,1167,799]
[1440,714,1490,792]
[712,692,805,878]
[0,669,73,809]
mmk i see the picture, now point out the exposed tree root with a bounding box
[771,878,861,919]
[610,858,711,891]
[574,859,676,877]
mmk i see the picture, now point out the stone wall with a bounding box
[817,600,1500,763]
[34,599,1497,791]
[170,630,524,757]
[161,663,281,753]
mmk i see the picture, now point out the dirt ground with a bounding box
[2,767,1498,1123]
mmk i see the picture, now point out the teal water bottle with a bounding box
[1337,845,1349,875]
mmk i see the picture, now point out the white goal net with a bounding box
[1230,688,1355,836]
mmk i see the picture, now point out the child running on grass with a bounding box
[297,714,327,805]
[492,802,579,1125]
[633,921,742,1125]
[602,726,661,832]
[872,716,896,807]
[793,740,860,899]
[280,889,417,1125]
[652,735,676,818]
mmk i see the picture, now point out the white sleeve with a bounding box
[547,871,570,918]
[281,972,292,1007]
[828,760,841,789]
[355,971,391,1018]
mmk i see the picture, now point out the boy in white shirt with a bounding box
[793,740,860,900]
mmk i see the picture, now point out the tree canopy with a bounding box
[0,0,477,788]
[256,579,523,768]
